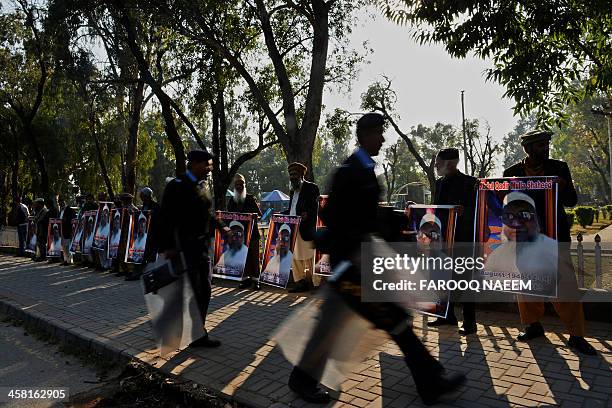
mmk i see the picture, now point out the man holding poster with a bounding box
[430,148,478,335]
[503,129,595,355]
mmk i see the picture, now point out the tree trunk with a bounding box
[23,122,50,203]
[89,112,115,200]
[125,78,145,195]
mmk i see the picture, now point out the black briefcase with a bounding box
[142,254,187,295]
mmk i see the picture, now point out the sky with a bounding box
[323,8,518,150]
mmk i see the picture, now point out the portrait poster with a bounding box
[92,202,113,251]
[70,215,86,254]
[405,205,457,319]
[125,210,151,264]
[25,216,37,254]
[259,214,301,288]
[46,218,63,258]
[476,176,558,297]
[80,210,98,255]
[107,208,124,259]
[213,211,255,281]
[314,195,331,276]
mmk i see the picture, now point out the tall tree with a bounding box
[381,0,612,125]
[463,119,499,178]
[501,115,537,169]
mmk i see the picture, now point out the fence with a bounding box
[574,232,608,289]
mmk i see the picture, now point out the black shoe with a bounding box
[239,278,252,289]
[568,336,597,355]
[459,323,477,335]
[517,322,545,342]
[427,317,458,327]
[288,368,330,404]
[289,279,310,293]
[252,280,261,290]
[189,336,221,348]
[418,373,466,406]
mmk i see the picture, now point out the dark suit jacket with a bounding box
[433,171,478,242]
[287,180,320,242]
[322,152,380,267]
[227,194,262,240]
[61,206,76,239]
[158,174,223,267]
[503,159,577,242]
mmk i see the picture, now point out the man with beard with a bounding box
[261,223,293,287]
[503,129,596,355]
[108,210,122,259]
[428,148,478,335]
[285,162,320,293]
[287,112,465,405]
[216,221,249,277]
[227,173,262,289]
[130,213,148,263]
[48,223,62,257]
[158,149,230,348]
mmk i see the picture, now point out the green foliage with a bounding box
[380,0,612,125]
[574,206,595,228]
[566,210,575,229]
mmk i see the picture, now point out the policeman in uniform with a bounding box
[504,129,596,355]
[428,148,478,335]
[158,149,229,348]
[287,113,466,405]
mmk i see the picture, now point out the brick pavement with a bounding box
[0,254,610,408]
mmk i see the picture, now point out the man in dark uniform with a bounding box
[287,113,465,405]
[158,149,230,348]
[228,173,263,290]
[428,148,478,335]
[286,162,320,293]
[503,129,595,355]
[59,196,76,265]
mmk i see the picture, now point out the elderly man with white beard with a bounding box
[227,173,263,290]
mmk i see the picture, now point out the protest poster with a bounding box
[25,216,37,254]
[81,210,98,255]
[92,202,113,251]
[107,208,124,259]
[405,205,457,319]
[213,211,256,280]
[125,210,151,264]
[259,214,301,288]
[46,218,63,258]
[476,176,558,297]
[314,195,331,276]
[70,215,85,254]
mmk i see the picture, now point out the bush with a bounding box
[601,207,607,219]
[574,206,595,228]
[606,205,612,218]
[595,208,600,223]
[566,210,575,229]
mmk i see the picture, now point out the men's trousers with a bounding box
[17,224,27,256]
[187,257,212,329]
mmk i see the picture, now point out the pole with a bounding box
[461,90,469,174]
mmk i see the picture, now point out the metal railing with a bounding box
[575,232,605,289]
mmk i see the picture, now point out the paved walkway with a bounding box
[0,255,610,408]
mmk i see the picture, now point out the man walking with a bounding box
[158,149,229,348]
[287,113,465,405]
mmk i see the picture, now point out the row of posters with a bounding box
[26,203,151,264]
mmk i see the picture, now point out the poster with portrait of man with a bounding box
[81,210,98,255]
[25,216,37,254]
[70,215,86,254]
[92,202,113,251]
[107,208,124,259]
[46,218,63,258]
[476,176,558,297]
[405,205,457,319]
[259,215,301,288]
[313,195,331,276]
[125,210,151,264]
[213,211,255,280]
